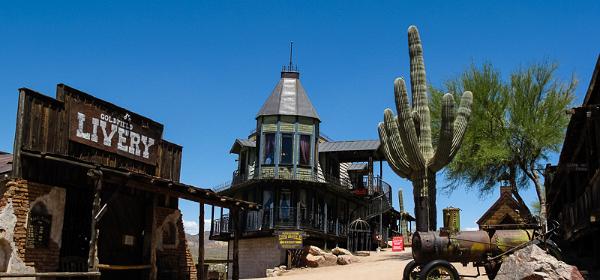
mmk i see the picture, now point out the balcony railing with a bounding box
[211,207,349,239]
[213,167,392,199]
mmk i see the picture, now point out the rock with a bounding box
[336,255,358,265]
[496,244,584,280]
[304,245,325,256]
[354,251,370,257]
[305,253,325,267]
[332,247,353,256]
[321,253,338,266]
[279,265,287,270]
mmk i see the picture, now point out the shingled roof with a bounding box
[0,152,12,175]
[256,71,320,120]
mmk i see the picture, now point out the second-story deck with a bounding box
[209,176,394,241]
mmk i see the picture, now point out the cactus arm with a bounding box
[378,122,411,178]
[449,91,473,157]
[408,25,434,161]
[394,77,426,167]
[429,93,456,172]
[381,112,412,172]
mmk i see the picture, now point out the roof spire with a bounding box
[289,41,294,69]
[281,41,299,78]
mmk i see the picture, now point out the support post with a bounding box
[324,202,328,234]
[210,205,215,237]
[198,203,205,280]
[296,201,300,229]
[87,169,103,272]
[232,208,240,280]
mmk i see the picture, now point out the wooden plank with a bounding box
[198,203,205,280]
[232,208,240,280]
[97,264,152,270]
[0,272,101,277]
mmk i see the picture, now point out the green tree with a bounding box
[431,61,576,223]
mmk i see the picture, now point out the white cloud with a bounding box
[183,219,212,235]
[462,227,479,231]
[183,220,199,235]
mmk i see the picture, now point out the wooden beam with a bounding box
[0,272,101,278]
[232,208,240,280]
[198,203,205,280]
[87,169,103,272]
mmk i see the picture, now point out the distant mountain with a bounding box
[186,232,228,263]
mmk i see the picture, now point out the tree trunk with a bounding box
[412,169,436,231]
[530,169,547,223]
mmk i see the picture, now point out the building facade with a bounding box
[209,67,401,278]
[0,85,257,279]
[544,56,600,277]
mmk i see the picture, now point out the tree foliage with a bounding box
[430,61,576,210]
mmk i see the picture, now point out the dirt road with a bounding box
[250,248,488,280]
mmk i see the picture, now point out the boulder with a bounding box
[337,255,358,265]
[321,252,338,266]
[304,245,325,256]
[332,247,353,256]
[496,244,584,280]
[305,253,325,268]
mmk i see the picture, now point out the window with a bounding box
[280,133,293,165]
[299,135,311,165]
[263,133,275,164]
[26,202,51,248]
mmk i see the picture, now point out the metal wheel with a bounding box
[419,260,459,280]
[403,260,421,280]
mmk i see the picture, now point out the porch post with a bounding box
[86,169,102,272]
[210,205,215,237]
[232,208,240,280]
[296,201,300,229]
[324,202,328,234]
[198,203,205,280]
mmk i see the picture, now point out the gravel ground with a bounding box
[249,248,488,280]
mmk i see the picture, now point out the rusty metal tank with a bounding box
[442,207,461,233]
[412,229,534,264]
[491,229,534,254]
[412,230,492,264]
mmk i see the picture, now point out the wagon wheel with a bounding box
[402,260,421,280]
[418,260,459,280]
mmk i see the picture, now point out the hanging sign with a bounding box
[277,231,303,249]
[392,236,404,252]
[68,101,162,164]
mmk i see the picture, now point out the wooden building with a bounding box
[476,186,534,230]
[544,55,600,275]
[209,66,402,278]
[0,85,258,280]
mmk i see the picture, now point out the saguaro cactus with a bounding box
[378,26,473,231]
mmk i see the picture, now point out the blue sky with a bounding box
[1,1,599,233]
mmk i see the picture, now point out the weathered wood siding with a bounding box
[13,85,182,181]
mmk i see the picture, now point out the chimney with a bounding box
[500,185,512,196]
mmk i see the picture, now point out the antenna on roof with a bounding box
[289,41,294,69]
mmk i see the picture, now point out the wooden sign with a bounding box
[68,101,162,165]
[277,231,303,249]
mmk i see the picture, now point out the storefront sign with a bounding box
[277,231,303,249]
[69,101,161,164]
[392,236,404,252]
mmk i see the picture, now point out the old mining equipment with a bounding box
[403,208,561,280]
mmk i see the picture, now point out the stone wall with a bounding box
[0,179,66,274]
[228,237,286,279]
[154,207,197,280]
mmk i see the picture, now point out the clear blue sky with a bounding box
[1,1,599,233]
